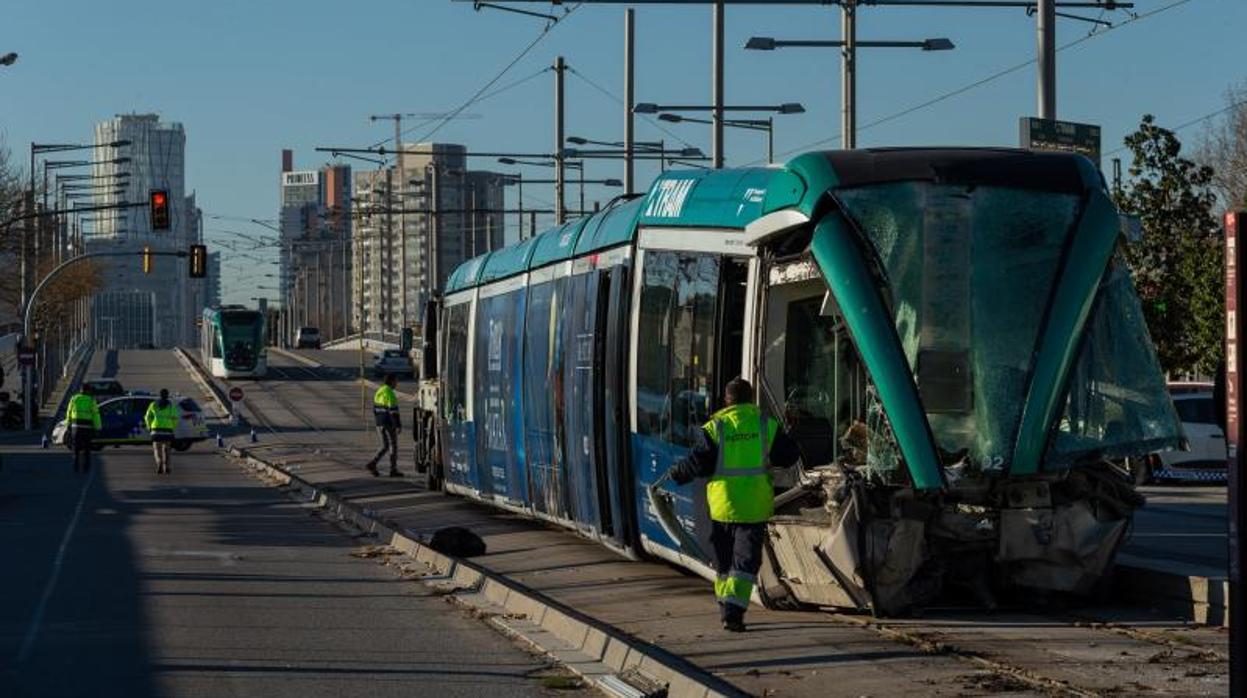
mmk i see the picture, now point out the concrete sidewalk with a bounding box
[225,436,1229,697]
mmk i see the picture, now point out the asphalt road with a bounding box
[0,351,587,698]
[1124,484,1228,575]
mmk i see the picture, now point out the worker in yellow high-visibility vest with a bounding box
[365,373,403,477]
[65,383,101,474]
[667,378,800,632]
[145,389,180,475]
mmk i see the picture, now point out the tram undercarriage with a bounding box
[760,462,1144,615]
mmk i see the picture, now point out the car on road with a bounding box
[1130,384,1227,484]
[82,378,126,399]
[295,326,321,349]
[372,349,413,378]
[52,393,209,452]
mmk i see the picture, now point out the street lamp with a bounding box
[658,113,781,163]
[634,102,804,115]
[745,35,955,149]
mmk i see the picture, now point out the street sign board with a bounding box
[17,348,35,367]
[1019,117,1101,162]
[228,386,244,403]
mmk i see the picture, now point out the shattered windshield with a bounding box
[1047,259,1183,465]
[835,182,1077,471]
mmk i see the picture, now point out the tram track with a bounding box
[817,605,1226,697]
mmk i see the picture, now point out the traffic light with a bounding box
[150,189,170,230]
[142,245,153,275]
[189,244,207,278]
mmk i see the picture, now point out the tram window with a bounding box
[636,252,678,440]
[670,255,718,446]
[442,303,470,422]
[715,259,749,406]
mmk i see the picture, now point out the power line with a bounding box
[1103,98,1247,157]
[410,2,586,146]
[566,67,701,150]
[761,0,1198,163]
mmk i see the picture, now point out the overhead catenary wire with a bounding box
[759,0,1198,163]
[566,67,701,150]
[404,2,586,148]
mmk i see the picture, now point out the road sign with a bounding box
[229,386,244,403]
[1019,116,1101,161]
[17,348,35,367]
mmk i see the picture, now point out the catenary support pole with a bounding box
[842,1,857,149]
[711,0,725,168]
[624,8,636,194]
[555,56,567,224]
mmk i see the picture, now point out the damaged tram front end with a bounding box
[748,149,1182,615]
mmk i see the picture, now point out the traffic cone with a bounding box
[250,428,258,443]
[215,433,224,448]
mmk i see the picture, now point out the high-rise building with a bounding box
[87,114,197,348]
[279,150,351,344]
[205,251,222,308]
[351,143,503,336]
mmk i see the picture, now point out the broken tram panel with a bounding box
[420,148,1181,616]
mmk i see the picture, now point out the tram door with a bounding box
[594,264,632,547]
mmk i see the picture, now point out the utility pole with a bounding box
[842,0,857,149]
[554,56,567,224]
[624,9,636,194]
[711,0,725,168]
[1037,0,1056,119]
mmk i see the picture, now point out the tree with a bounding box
[1114,114,1223,375]
[1195,82,1247,212]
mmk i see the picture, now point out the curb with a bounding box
[227,445,746,698]
[48,342,94,425]
[268,347,320,369]
[1114,560,1229,626]
[269,347,419,402]
[173,347,233,422]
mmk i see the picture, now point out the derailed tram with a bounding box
[413,148,1183,615]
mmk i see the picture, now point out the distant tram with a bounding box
[414,148,1182,615]
[201,305,267,379]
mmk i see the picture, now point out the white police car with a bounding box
[53,393,209,452]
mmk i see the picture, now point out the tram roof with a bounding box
[443,148,1100,294]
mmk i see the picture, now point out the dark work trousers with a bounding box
[71,427,94,473]
[710,521,766,622]
[368,425,398,471]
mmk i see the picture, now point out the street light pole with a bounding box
[711,0,725,168]
[1037,0,1056,119]
[842,0,857,149]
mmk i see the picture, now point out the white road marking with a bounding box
[16,466,96,663]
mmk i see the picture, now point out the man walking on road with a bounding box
[66,383,101,474]
[667,378,800,632]
[365,373,403,478]
[145,389,179,475]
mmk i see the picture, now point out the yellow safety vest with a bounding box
[373,385,399,426]
[703,403,777,523]
[145,401,179,434]
[66,393,101,430]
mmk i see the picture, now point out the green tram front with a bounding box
[746,149,1181,613]
[201,305,268,379]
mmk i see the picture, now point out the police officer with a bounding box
[145,389,179,475]
[65,383,101,474]
[365,373,403,477]
[667,377,800,632]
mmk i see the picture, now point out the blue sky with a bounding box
[2,0,1243,302]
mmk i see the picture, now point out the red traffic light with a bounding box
[150,189,171,230]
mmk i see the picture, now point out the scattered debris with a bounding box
[350,544,399,559]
